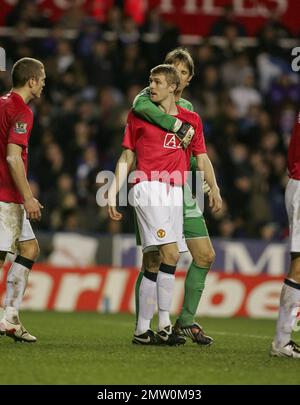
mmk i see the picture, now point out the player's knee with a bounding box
[294,273,300,284]
[161,251,180,266]
[290,253,300,283]
[19,239,40,261]
[290,268,300,284]
[143,252,160,273]
[193,248,215,268]
[0,251,7,267]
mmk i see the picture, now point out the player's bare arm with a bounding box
[6,143,43,221]
[108,148,136,221]
[196,153,222,213]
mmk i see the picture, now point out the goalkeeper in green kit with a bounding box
[132,48,222,345]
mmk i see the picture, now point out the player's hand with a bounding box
[208,186,222,213]
[175,122,195,149]
[108,205,122,221]
[24,196,43,221]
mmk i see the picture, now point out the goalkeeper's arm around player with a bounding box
[196,154,222,213]
[133,88,195,148]
[133,89,211,193]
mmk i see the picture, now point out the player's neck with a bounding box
[159,95,178,115]
[12,88,32,104]
[175,90,183,101]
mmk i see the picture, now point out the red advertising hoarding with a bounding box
[147,0,299,36]
[0,0,298,36]
[0,264,284,318]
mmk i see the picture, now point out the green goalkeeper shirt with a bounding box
[133,87,197,172]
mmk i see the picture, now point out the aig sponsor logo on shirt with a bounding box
[163,133,182,149]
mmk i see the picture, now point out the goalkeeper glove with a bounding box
[172,119,195,149]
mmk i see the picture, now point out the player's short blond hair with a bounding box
[150,64,180,89]
[12,57,44,88]
[164,47,194,77]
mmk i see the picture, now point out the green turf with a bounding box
[0,311,300,385]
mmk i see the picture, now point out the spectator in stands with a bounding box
[5,0,51,28]
[210,5,247,37]
[58,4,86,29]
[221,51,252,89]
[230,70,262,117]
[140,7,164,66]
[0,5,295,240]
[268,73,300,117]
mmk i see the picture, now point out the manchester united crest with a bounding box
[157,229,166,238]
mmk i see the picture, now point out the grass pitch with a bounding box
[0,311,300,385]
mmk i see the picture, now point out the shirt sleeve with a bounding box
[8,108,33,147]
[122,112,137,151]
[187,101,194,112]
[178,98,194,112]
[191,115,207,156]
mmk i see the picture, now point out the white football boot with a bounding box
[0,317,37,343]
[270,340,300,358]
[0,317,6,336]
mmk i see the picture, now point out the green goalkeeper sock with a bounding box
[135,271,144,324]
[178,262,209,326]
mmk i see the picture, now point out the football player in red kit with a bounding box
[0,57,45,342]
[271,112,300,358]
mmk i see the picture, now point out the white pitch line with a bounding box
[209,330,271,340]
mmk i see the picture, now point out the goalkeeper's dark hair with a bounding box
[164,47,194,77]
[12,57,44,88]
[150,64,180,89]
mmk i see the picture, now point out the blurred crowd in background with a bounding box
[0,1,299,241]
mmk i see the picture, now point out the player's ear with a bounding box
[170,83,177,93]
[28,77,35,88]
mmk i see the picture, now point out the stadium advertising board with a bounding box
[0,264,284,318]
[112,235,289,275]
[147,0,299,36]
[0,0,299,36]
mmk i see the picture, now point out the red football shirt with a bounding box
[288,112,300,180]
[122,106,206,186]
[0,92,33,203]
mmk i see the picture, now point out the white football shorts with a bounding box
[285,178,300,252]
[132,181,187,253]
[0,201,36,253]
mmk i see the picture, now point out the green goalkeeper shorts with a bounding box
[183,212,209,239]
[183,183,209,239]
